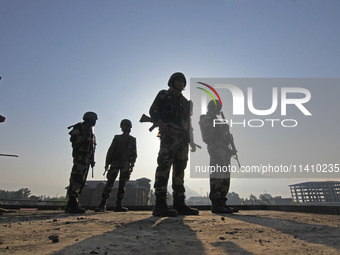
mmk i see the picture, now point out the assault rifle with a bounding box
[139,114,161,132]
[220,111,241,168]
[140,114,202,149]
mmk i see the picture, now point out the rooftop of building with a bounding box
[0,207,339,254]
[289,181,340,186]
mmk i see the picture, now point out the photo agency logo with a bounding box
[195,79,312,128]
[191,78,340,179]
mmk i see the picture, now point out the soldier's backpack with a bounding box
[199,114,212,144]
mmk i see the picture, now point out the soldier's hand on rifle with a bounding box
[190,142,197,152]
[91,160,96,168]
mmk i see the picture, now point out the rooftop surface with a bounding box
[0,209,339,254]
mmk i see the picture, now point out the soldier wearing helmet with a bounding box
[199,100,237,214]
[149,72,199,217]
[65,111,97,214]
[95,119,137,212]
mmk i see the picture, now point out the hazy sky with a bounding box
[1,0,339,199]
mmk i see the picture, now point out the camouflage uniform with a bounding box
[199,101,235,213]
[150,88,190,197]
[101,134,137,203]
[68,123,96,198]
[66,113,97,214]
[200,111,231,199]
[150,72,199,216]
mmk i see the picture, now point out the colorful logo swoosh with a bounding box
[196,82,223,106]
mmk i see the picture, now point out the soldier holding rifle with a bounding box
[142,72,199,217]
[65,112,97,214]
[199,100,239,214]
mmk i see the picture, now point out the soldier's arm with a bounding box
[189,119,197,152]
[131,137,137,165]
[126,137,136,173]
[105,137,117,169]
[149,90,167,123]
[149,90,170,134]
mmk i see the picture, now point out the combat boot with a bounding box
[152,193,178,217]
[220,198,239,213]
[114,199,128,212]
[94,200,107,212]
[211,199,234,214]
[173,196,199,215]
[65,197,86,214]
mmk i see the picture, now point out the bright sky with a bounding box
[1,0,339,199]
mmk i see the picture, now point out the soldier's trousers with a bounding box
[154,133,188,198]
[67,154,90,199]
[209,152,231,201]
[101,162,131,201]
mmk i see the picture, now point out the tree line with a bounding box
[0,188,65,201]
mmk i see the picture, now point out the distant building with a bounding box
[271,196,292,205]
[29,195,40,201]
[78,177,151,207]
[289,181,340,203]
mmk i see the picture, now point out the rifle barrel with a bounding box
[0,154,18,157]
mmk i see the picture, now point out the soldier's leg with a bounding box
[78,157,91,196]
[95,167,119,212]
[172,142,199,215]
[67,158,89,198]
[220,157,232,201]
[209,177,229,201]
[220,158,238,212]
[154,134,176,195]
[209,155,233,213]
[153,134,178,217]
[66,160,88,214]
[172,156,186,198]
[115,162,131,212]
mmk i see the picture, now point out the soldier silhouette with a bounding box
[66,112,97,214]
[95,119,137,212]
[149,72,199,217]
[199,100,238,213]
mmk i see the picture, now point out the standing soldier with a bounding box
[66,111,97,214]
[149,72,199,217]
[95,119,137,212]
[199,100,237,213]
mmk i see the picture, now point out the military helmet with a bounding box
[207,100,222,112]
[120,119,132,128]
[83,111,98,120]
[168,72,186,87]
